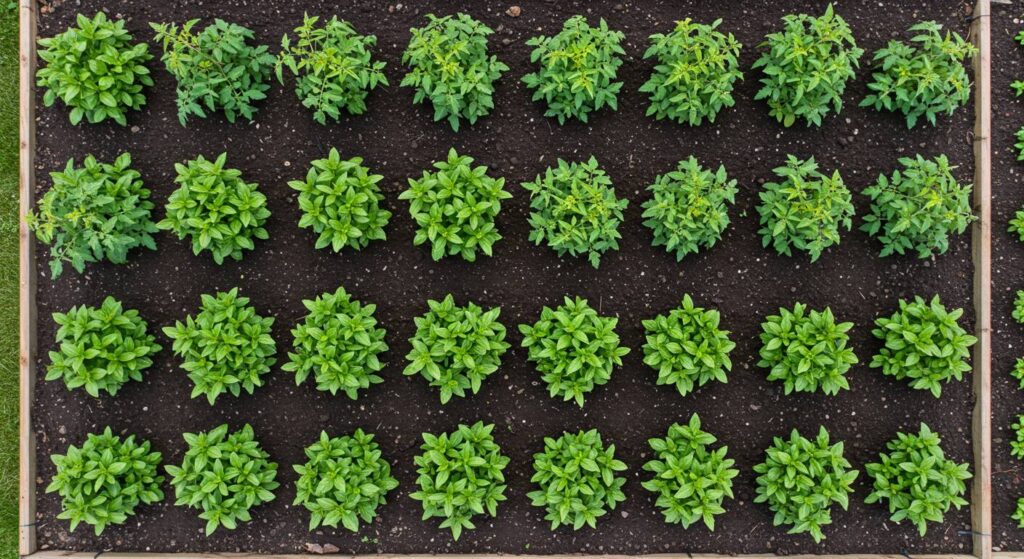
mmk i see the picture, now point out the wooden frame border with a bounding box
[15,0,993,557]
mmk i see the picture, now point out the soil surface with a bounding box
[31,0,980,555]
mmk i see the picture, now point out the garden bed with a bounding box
[20,0,991,556]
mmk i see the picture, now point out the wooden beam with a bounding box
[17,554,984,559]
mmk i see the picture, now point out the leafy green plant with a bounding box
[642,294,735,397]
[400,13,507,131]
[757,155,853,261]
[283,287,387,399]
[642,414,737,530]
[757,303,857,396]
[158,153,270,264]
[411,422,509,540]
[1016,497,1024,528]
[293,429,398,531]
[403,295,509,403]
[861,154,974,258]
[163,288,277,405]
[276,15,388,124]
[864,424,971,536]
[753,426,858,543]
[1010,207,1024,243]
[861,21,976,128]
[37,12,153,125]
[641,157,737,261]
[47,427,163,535]
[150,19,274,125]
[1013,416,1024,460]
[522,157,628,268]
[166,424,279,535]
[640,18,742,125]
[870,295,977,398]
[529,429,627,530]
[1013,358,1024,389]
[27,152,157,279]
[1015,291,1024,325]
[288,148,390,253]
[46,296,161,397]
[1016,127,1024,161]
[520,296,630,407]
[399,149,511,261]
[752,5,862,127]
[522,16,625,124]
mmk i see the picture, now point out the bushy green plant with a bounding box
[861,21,976,128]
[411,422,509,540]
[1015,128,1024,161]
[1010,207,1024,243]
[399,149,511,261]
[520,296,630,407]
[37,12,153,125]
[293,429,398,531]
[1015,498,1024,528]
[642,414,737,530]
[1014,291,1024,325]
[167,424,279,535]
[47,427,163,535]
[150,19,274,125]
[1013,416,1024,460]
[403,295,509,403]
[158,153,270,264]
[870,295,977,398]
[639,18,742,126]
[163,288,277,405]
[529,429,627,530]
[27,153,157,279]
[522,16,625,124]
[276,15,388,124]
[757,303,857,396]
[864,424,971,536]
[641,157,737,261]
[1013,358,1024,389]
[400,13,507,131]
[642,294,735,397]
[288,148,390,253]
[752,5,862,127]
[522,157,628,268]
[754,426,858,543]
[46,296,161,397]
[757,155,853,261]
[861,154,974,259]
[283,287,387,399]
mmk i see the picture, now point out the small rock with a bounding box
[305,544,324,554]
[613,3,624,10]
[621,510,629,518]
[502,38,512,46]
[750,404,761,411]
[506,6,521,17]
[130,125,140,133]
[322,544,340,554]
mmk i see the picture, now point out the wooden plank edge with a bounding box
[970,0,993,559]
[16,554,984,559]
[19,0,37,556]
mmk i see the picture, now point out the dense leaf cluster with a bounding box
[158,153,270,264]
[757,303,857,396]
[641,157,737,261]
[1013,416,1024,460]
[864,424,970,536]
[293,429,399,531]
[1010,206,1024,243]
[46,296,161,397]
[150,19,274,125]
[288,148,390,253]
[529,429,627,530]
[640,18,742,126]
[641,294,735,397]
[401,13,508,131]
[400,149,511,261]
[167,424,279,535]
[163,288,277,405]
[862,155,974,258]
[522,16,625,124]
[27,153,157,279]
[411,422,509,540]
[37,12,153,125]
[520,296,630,407]
[523,157,628,268]
[642,414,737,530]
[753,427,858,543]
[870,295,976,398]
[404,295,509,403]
[276,15,388,124]
[1015,291,1024,325]
[284,287,387,399]
[1013,358,1024,390]
[47,428,163,535]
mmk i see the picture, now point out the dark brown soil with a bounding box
[989,4,1024,553]
[31,0,980,554]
